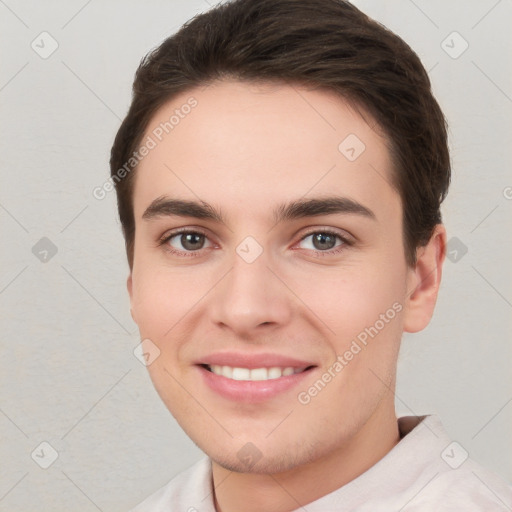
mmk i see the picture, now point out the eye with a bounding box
[297,230,349,253]
[161,229,213,253]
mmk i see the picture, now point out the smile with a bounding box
[198,357,316,402]
[206,365,308,381]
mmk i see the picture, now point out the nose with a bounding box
[209,251,293,337]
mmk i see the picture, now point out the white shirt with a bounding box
[131,415,512,511]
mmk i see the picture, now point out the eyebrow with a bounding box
[142,195,376,224]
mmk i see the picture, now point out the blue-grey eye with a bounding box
[299,232,343,251]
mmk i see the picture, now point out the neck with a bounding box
[211,402,400,512]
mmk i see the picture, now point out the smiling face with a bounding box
[127,80,437,475]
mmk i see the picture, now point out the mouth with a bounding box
[201,364,313,381]
[196,356,316,402]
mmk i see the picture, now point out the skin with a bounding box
[127,80,446,512]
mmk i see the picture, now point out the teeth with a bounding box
[268,367,282,379]
[221,366,233,378]
[208,365,305,381]
[232,367,250,380]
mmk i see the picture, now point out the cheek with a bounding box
[131,266,202,413]
[296,261,406,421]
[132,277,171,338]
[131,262,210,338]
[292,260,406,346]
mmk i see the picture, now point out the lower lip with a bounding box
[198,365,314,403]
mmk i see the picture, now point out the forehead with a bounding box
[133,80,399,224]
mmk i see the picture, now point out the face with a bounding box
[128,80,427,473]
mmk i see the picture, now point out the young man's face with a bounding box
[128,80,438,474]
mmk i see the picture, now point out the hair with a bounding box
[110,0,450,269]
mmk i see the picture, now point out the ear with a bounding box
[403,224,447,333]
[127,274,137,324]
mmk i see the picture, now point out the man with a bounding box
[109,0,512,510]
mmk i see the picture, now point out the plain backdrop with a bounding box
[1,0,511,510]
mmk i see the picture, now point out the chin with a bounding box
[207,438,321,475]
[212,454,297,475]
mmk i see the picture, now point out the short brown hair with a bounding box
[110,0,450,269]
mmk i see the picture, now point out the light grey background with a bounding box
[1,0,511,510]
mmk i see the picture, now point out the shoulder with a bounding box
[403,456,512,511]
[130,457,213,512]
[379,415,512,511]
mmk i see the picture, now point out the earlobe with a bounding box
[403,225,447,333]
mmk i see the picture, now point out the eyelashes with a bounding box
[158,227,353,258]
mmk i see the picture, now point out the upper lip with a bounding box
[197,352,316,369]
